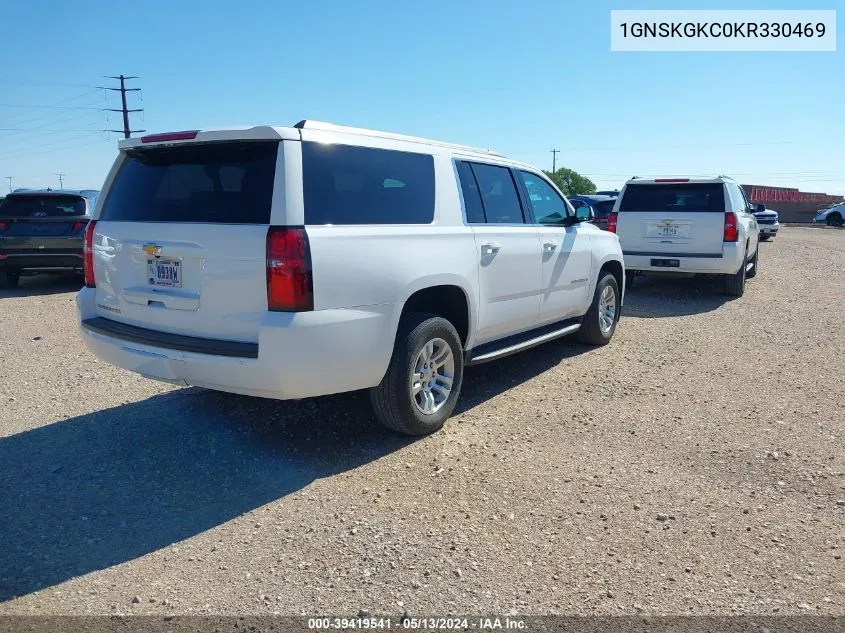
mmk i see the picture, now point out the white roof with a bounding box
[625,176,736,184]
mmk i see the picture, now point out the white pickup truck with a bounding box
[76,120,625,435]
[609,176,759,296]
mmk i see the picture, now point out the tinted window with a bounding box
[100,142,278,223]
[593,200,615,219]
[0,194,86,217]
[456,161,485,224]
[518,171,568,224]
[302,142,434,225]
[619,183,725,213]
[470,163,524,224]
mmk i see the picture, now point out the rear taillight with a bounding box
[266,227,313,312]
[723,212,739,242]
[606,211,618,233]
[0,221,8,232]
[83,220,97,288]
[71,221,87,232]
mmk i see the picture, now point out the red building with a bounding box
[742,184,843,205]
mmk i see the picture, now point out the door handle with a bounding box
[481,242,501,255]
[543,241,558,252]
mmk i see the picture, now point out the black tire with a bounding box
[827,213,843,228]
[369,313,464,436]
[759,235,770,242]
[724,253,747,297]
[746,246,758,279]
[2,270,20,289]
[577,272,620,346]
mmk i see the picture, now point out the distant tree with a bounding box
[543,168,596,196]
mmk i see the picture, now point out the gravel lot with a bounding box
[1,227,842,617]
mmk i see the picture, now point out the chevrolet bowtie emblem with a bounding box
[662,219,673,225]
[143,243,162,256]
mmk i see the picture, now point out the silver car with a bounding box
[813,202,844,227]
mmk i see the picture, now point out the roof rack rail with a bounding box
[293,120,504,157]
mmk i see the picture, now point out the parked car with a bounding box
[567,194,618,230]
[0,188,99,288]
[813,202,844,227]
[752,204,780,241]
[608,176,759,296]
[594,190,620,197]
[76,120,625,435]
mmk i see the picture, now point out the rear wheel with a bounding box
[746,246,759,279]
[724,255,747,297]
[370,313,464,436]
[2,270,20,289]
[827,213,843,227]
[577,272,620,346]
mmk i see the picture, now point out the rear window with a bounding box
[0,194,86,217]
[619,183,725,213]
[302,142,435,225]
[99,141,279,223]
[593,200,615,218]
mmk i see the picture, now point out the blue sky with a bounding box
[0,0,842,194]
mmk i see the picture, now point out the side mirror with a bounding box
[575,205,592,222]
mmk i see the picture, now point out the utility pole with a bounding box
[551,149,560,173]
[55,173,66,188]
[99,75,145,139]
[5,176,12,192]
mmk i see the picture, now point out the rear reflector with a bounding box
[83,220,96,288]
[606,211,618,233]
[723,212,739,242]
[0,221,8,231]
[654,178,690,183]
[141,130,200,143]
[266,227,313,312]
[71,221,87,232]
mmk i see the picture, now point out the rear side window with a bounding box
[469,163,524,224]
[0,194,85,217]
[455,161,486,224]
[302,142,435,225]
[100,141,279,223]
[619,183,725,213]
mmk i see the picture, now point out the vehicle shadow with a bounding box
[623,275,732,318]
[0,334,593,601]
[0,273,83,299]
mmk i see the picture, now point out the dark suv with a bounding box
[0,188,99,288]
[566,195,618,230]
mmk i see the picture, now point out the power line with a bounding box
[0,103,104,110]
[98,75,144,139]
[0,80,96,88]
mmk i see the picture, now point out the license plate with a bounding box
[147,257,182,288]
[656,225,680,237]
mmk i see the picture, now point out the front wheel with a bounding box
[577,272,620,346]
[369,313,464,436]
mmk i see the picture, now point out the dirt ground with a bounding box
[1,227,842,617]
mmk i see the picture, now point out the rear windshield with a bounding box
[0,194,86,217]
[99,141,279,223]
[302,142,435,225]
[593,200,615,218]
[619,183,725,213]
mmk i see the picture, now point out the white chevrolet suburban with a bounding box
[610,176,759,296]
[76,120,625,435]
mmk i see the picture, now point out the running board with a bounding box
[466,320,581,366]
